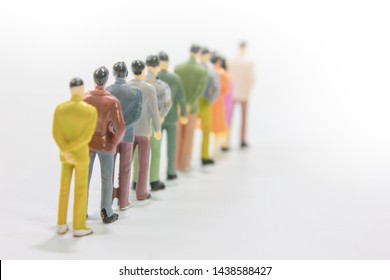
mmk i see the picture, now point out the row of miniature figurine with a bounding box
[52,42,255,237]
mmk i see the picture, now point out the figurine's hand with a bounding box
[186,104,191,113]
[179,116,188,125]
[108,122,115,134]
[160,116,165,124]
[61,152,75,164]
[153,130,162,140]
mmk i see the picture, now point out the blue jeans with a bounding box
[88,151,115,216]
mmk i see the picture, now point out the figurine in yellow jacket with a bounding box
[52,78,98,237]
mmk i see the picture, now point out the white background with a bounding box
[0,0,390,261]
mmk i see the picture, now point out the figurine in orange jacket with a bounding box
[211,53,229,157]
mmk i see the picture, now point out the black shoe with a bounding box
[131,181,137,190]
[167,174,178,180]
[150,180,166,191]
[100,208,119,224]
[202,158,215,165]
[221,147,230,152]
[241,142,249,148]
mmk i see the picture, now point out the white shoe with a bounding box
[73,228,93,237]
[56,224,69,235]
[119,201,132,211]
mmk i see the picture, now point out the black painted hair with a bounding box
[69,77,83,88]
[158,51,169,61]
[145,55,160,67]
[131,60,146,75]
[221,57,228,70]
[201,48,210,55]
[190,44,201,53]
[113,61,128,78]
[239,41,247,48]
[210,52,221,64]
[93,67,109,86]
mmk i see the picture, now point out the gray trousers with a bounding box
[88,151,115,216]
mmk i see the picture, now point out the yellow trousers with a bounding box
[198,97,212,159]
[57,163,89,230]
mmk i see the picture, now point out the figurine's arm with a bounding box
[159,85,172,118]
[249,62,255,87]
[53,106,98,152]
[176,77,187,117]
[111,100,126,146]
[148,88,161,132]
[64,107,98,152]
[209,71,220,103]
[220,72,229,96]
[52,107,68,151]
[126,88,143,126]
[191,70,208,105]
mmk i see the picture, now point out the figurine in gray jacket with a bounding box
[128,60,161,200]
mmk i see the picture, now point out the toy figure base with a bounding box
[137,193,152,201]
[167,174,178,180]
[56,224,69,235]
[150,180,166,191]
[240,142,249,148]
[201,158,215,165]
[100,209,119,223]
[73,228,93,237]
[119,201,132,211]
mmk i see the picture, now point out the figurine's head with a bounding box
[190,44,201,54]
[131,60,146,80]
[200,48,211,64]
[210,52,222,66]
[69,77,84,97]
[146,55,160,68]
[93,66,109,87]
[239,41,247,55]
[220,57,227,70]
[113,61,128,78]
[146,55,160,76]
[190,44,201,59]
[158,51,169,70]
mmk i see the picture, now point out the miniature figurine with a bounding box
[198,48,219,165]
[228,41,255,148]
[174,44,208,171]
[83,67,125,223]
[157,51,188,179]
[210,53,229,158]
[132,55,172,191]
[53,78,97,237]
[106,62,143,210]
[220,57,234,151]
[128,60,161,200]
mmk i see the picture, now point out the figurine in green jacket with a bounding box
[158,51,188,180]
[174,44,208,171]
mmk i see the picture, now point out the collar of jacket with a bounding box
[70,94,83,101]
[115,77,126,84]
[146,71,156,81]
[189,57,197,63]
[90,86,108,95]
